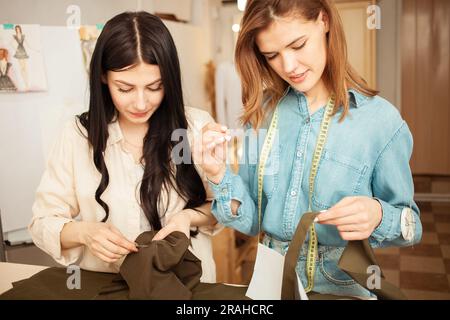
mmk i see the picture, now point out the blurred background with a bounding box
[0,0,449,299]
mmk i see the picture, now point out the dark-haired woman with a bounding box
[29,12,220,282]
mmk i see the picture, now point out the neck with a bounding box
[304,78,330,114]
[118,117,148,142]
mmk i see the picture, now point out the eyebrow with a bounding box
[260,35,306,55]
[114,79,162,86]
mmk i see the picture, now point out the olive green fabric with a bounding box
[192,283,250,300]
[281,212,407,300]
[120,231,202,299]
[0,267,118,300]
[0,231,203,300]
[0,231,248,300]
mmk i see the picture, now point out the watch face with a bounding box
[401,208,415,242]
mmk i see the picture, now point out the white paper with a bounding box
[246,243,285,300]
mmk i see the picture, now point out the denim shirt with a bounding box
[209,87,422,248]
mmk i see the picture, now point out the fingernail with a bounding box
[314,217,319,223]
[221,126,227,131]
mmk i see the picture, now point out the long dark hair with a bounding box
[77,11,206,232]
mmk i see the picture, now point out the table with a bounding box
[0,262,48,295]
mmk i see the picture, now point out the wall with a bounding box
[376,0,402,109]
[401,0,450,175]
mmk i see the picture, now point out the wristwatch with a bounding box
[400,207,415,242]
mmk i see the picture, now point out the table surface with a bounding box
[0,262,48,295]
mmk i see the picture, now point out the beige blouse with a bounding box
[29,107,221,283]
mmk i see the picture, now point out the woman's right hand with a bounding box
[79,222,138,264]
[193,122,231,184]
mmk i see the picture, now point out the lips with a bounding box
[130,111,149,118]
[289,70,309,83]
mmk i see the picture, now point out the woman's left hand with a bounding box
[152,210,192,241]
[316,196,383,241]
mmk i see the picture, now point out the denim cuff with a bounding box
[370,197,396,243]
[207,166,234,202]
[208,166,243,223]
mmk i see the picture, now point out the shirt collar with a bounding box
[107,120,124,146]
[288,86,366,108]
[348,88,367,108]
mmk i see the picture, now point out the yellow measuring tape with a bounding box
[257,94,335,293]
[304,95,335,292]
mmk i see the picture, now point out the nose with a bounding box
[135,90,147,111]
[281,52,298,75]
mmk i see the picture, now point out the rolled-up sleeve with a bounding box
[28,120,83,265]
[369,121,422,248]
[209,138,260,236]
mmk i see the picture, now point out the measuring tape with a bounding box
[257,93,335,293]
[257,105,280,240]
[304,95,335,292]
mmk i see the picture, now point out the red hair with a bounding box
[235,0,378,129]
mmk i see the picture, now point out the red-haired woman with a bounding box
[197,0,421,297]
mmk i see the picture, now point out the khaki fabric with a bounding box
[281,212,406,300]
[120,231,202,300]
[0,231,247,300]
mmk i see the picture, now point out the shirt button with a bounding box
[305,119,310,124]
[290,190,297,197]
[221,188,228,195]
[297,151,303,158]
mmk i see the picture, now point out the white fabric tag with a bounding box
[246,243,285,300]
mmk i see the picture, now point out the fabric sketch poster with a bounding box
[79,25,103,75]
[0,24,47,92]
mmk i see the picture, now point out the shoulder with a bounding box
[58,116,88,145]
[349,93,413,151]
[353,93,406,135]
[185,106,215,133]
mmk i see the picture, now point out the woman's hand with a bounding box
[193,122,231,184]
[316,196,383,241]
[79,222,138,263]
[152,210,192,241]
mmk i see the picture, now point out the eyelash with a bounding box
[293,41,307,50]
[266,41,307,60]
[118,85,162,93]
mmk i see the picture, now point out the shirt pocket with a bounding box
[262,143,281,200]
[312,150,368,209]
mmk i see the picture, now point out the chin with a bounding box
[290,82,312,94]
[289,77,319,95]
